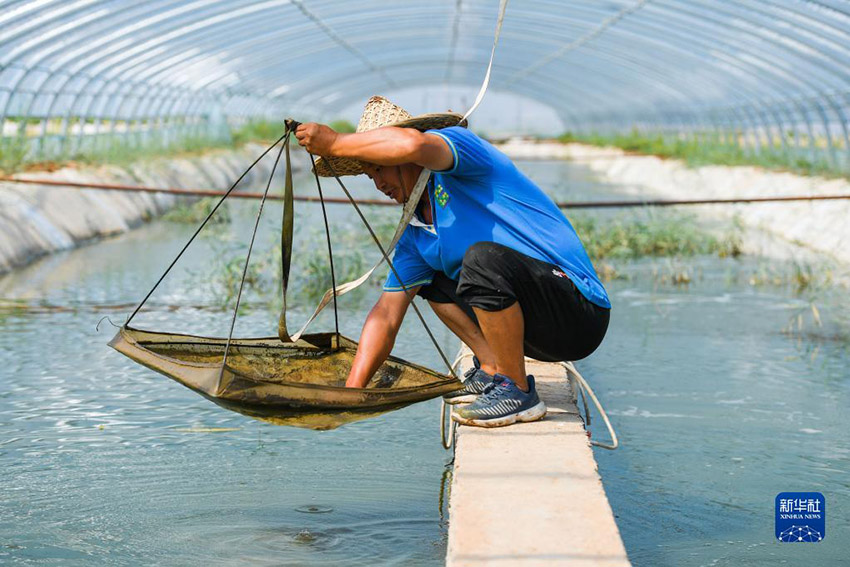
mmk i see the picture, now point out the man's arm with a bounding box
[346,287,421,388]
[296,124,453,171]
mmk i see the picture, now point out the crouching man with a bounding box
[295,96,610,428]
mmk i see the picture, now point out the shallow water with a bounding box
[1,159,848,565]
[591,266,850,566]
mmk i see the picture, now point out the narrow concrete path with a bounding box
[446,350,630,566]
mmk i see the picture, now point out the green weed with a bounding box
[328,120,356,133]
[199,224,376,310]
[557,129,841,177]
[572,211,739,260]
[1,116,355,173]
[231,120,288,145]
[0,136,29,172]
[162,197,232,225]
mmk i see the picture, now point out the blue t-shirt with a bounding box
[383,127,611,309]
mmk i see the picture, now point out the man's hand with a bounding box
[295,123,453,171]
[346,288,419,388]
[295,122,339,156]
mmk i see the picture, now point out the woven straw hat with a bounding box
[313,96,466,177]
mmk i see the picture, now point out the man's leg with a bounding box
[458,241,611,368]
[472,303,528,391]
[427,300,497,376]
[449,242,550,426]
[451,242,610,427]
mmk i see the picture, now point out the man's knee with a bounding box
[458,242,518,312]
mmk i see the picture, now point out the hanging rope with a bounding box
[220,127,289,379]
[461,0,509,122]
[562,361,619,450]
[123,132,290,326]
[322,159,459,380]
[308,152,340,338]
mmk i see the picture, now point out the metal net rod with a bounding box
[308,152,340,338]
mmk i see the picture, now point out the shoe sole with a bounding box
[451,401,547,428]
[442,393,479,405]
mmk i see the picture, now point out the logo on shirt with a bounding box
[435,184,450,208]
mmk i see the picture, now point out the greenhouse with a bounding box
[3,1,850,170]
[1,2,848,566]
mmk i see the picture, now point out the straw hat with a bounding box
[313,96,466,177]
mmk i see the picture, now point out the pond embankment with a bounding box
[0,143,293,274]
[499,141,850,266]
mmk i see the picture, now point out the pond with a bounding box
[0,158,847,566]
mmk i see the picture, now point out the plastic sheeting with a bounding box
[2,1,850,162]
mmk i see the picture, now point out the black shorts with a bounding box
[417,242,610,362]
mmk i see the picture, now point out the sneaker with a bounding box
[443,357,495,405]
[451,374,547,427]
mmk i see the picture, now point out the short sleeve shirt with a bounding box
[383,127,611,309]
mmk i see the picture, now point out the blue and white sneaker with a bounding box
[452,374,547,427]
[443,357,496,405]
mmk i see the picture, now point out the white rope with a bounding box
[461,0,509,122]
[440,349,468,449]
[561,362,619,450]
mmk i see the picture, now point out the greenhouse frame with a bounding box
[2,0,850,169]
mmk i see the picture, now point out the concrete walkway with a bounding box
[446,350,630,566]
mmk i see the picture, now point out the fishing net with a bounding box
[109,121,461,429]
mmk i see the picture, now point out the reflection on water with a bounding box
[1,160,848,565]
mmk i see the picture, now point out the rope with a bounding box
[461,0,509,122]
[562,361,619,450]
[276,120,297,343]
[308,153,340,338]
[322,160,459,380]
[122,132,290,326]
[440,348,469,449]
[220,128,289,383]
[6,177,850,209]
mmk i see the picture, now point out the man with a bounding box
[296,96,610,428]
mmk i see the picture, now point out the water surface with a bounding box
[1,158,847,565]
